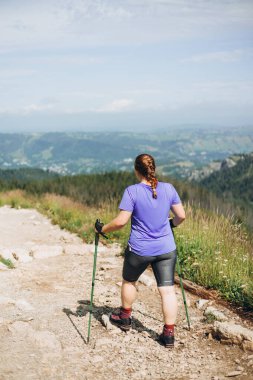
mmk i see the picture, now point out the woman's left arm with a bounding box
[100,210,132,234]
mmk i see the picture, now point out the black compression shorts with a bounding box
[122,246,177,287]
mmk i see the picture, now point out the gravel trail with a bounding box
[0,206,252,380]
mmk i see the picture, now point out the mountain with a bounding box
[200,153,253,208]
[0,127,252,178]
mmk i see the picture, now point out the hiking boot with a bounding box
[159,332,174,348]
[109,309,132,331]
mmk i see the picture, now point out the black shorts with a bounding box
[122,246,177,287]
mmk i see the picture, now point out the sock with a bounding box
[164,324,175,336]
[120,307,132,319]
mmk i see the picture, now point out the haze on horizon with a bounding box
[0,0,253,132]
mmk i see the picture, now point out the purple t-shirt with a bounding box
[119,181,181,256]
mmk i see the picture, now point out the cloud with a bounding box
[96,98,134,113]
[181,49,250,63]
[0,69,36,78]
[1,1,253,50]
[0,102,55,115]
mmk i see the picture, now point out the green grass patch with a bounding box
[0,255,15,269]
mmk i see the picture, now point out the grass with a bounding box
[0,190,252,310]
[0,255,15,269]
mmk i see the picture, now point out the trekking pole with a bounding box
[87,232,99,344]
[176,257,191,330]
[87,220,108,344]
[170,218,191,330]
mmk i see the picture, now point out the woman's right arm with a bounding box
[170,203,186,227]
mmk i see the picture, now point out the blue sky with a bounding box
[0,0,253,131]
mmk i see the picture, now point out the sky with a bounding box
[0,0,253,132]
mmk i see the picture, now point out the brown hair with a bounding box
[135,153,158,199]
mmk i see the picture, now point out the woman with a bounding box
[95,153,185,348]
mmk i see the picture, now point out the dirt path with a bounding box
[0,206,252,380]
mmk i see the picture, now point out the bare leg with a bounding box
[158,285,178,325]
[121,279,137,309]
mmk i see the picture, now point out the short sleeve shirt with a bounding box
[119,181,181,256]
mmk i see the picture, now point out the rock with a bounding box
[101,314,115,331]
[32,245,63,259]
[11,248,33,263]
[95,338,112,347]
[91,355,103,363]
[0,295,16,305]
[138,273,154,286]
[15,299,34,311]
[0,317,5,324]
[196,299,209,310]
[204,306,228,322]
[236,366,244,371]
[8,321,32,337]
[212,321,253,351]
[208,333,213,340]
[242,340,253,352]
[221,158,236,170]
[225,371,242,377]
[32,330,62,352]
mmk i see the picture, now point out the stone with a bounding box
[8,321,33,337]
[0,317,5,324]
[15,299,34,311]
[225,371,242,377]
[91,355,103,363]
[212,321,253,351]
[242,340,253,352]
[204,306,228,322]
[0,295,16,305]
[195,299,209,310]
[32,245,63,259]
[32,330,62,352]
[11,248,33,263]
[95,338,112,347]
[101,314,115,331]
[138,273,154,286]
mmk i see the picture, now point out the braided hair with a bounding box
[135,154,158,199]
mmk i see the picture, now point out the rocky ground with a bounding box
[0,206,252,380]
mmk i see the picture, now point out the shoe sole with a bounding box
[109,317,132,332]
[164,343,174,348]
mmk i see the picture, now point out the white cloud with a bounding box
[0,69,36,78]
[0,103,55,115]
[181,49,250,63]
[96,98,134,113]
[1,1,253,50]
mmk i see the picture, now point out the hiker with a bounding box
[95,153,185,347]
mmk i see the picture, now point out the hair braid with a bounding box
[135,153,158,199]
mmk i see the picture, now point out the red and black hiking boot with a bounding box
[158,324,175,348]
[109,307,132,331]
